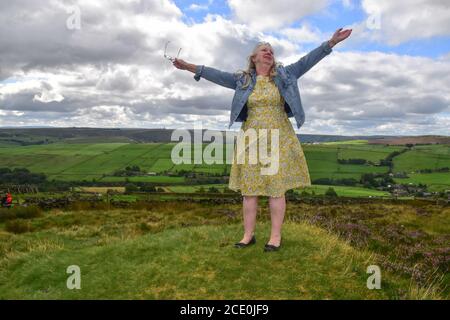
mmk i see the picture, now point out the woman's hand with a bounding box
[328,28,352,47]
[172,58,197,74]
[173,58,190,70]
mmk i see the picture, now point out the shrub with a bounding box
[68,201,110,211]
[0,206,42,222]
[325,187,338,197]
[208,187,220,193]
[0,167,47,184]
[140,185,157,192]
[5,219,33,234]
[13,206,43,219]
[125,183,139,193]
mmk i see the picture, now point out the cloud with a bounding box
[0,0,182,74]
[359,0,450,45]
[278,24,322,44]
[33,82,65,103]
[227,0,329,31]
[298,50,450,134]
[341,0,353,9]
[187,0,214,11]
[0,0,449,136]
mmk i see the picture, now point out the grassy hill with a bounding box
[369,136,450,145]
[0,223,412,299]
[0,200,447,299]
[0,218,433,299]
[0,127,396,145]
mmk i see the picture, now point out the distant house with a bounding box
[393,172,409,178]
[146,172,157,176]
[390,184,410,197]
[392,189,408,197]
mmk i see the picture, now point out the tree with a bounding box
[208,186,220,193]
[125,183,139,193]
[325,187,338,197]
[141,184,157,192]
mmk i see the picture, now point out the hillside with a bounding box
[0,216,430,299]
[1,135,449,193]
[368,135,450,145]
[0,127,403,145]
[0,200,447,299]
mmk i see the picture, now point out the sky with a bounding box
[0,0,449,135]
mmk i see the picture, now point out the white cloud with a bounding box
[227,0,329,31]
[33,90,64,104]
[187,0,213,11]
[0,0,448,136]
[360,0,450,45]
[298,50,450,134]
[341,0,353,9]
[278,24,322,43]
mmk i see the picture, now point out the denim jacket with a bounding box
[193,40,333,129]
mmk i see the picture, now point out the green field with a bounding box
[303,144,390,179]
[322,139,369,145]
[166,184,390,197]
[0,141,449,192]
[299,184,390,197]
[393,144,450,172]
[336,145,404,164]
[394,172,450,192]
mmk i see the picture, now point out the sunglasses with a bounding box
[164,41,182,62]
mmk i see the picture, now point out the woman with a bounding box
[173,28,352,252]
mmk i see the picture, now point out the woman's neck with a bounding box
[255,63,272,76]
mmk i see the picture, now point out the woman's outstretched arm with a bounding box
[173,58,239,90]
[286,27,352,79]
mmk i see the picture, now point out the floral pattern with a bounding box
[228,75,311,197]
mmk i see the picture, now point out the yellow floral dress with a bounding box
[228,75,311,197]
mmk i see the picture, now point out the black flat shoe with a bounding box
[264,239,282,252]
[234,235,256,248]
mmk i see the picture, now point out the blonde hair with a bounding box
[237,41,282,89]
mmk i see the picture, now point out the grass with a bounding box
[303,144,390,180]
[393,145,450,172]
[1,141,449,192]
[164,184,390,197]
[336,145,404,164]
[0,200,447,299]
[79,187,125,194]
[322,140,369,145]
[99,175,186,183]
[0,142,394,182]
[165,184,230,193]
[394,173,450,192]
[0,220,419,299]
[298,185,390,197]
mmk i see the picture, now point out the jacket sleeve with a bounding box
[193,65,240,90]
[285,41,333,79]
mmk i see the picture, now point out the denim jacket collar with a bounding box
[250,68,256,82]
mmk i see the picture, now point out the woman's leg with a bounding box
[268,195,286,246]
[239,195,258,243]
